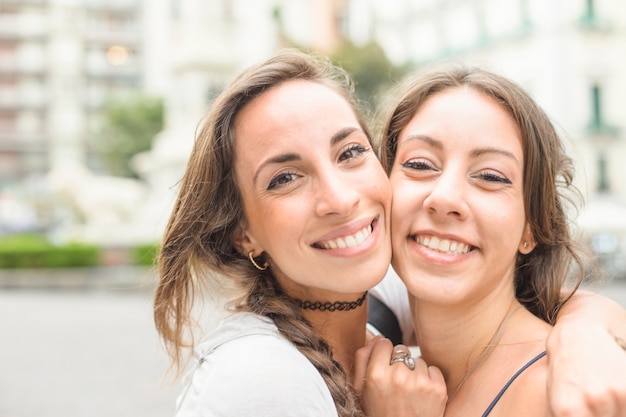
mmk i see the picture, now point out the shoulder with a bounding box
[499,352,550,417]
[176,312,338,417]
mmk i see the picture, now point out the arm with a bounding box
[547,290,626,417]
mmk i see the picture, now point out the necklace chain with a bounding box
[296,291,368,312]
[447,304,523,404]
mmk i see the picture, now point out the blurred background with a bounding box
[1,0,625,416]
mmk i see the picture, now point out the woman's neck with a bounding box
[304,304,369,376]
[413,296,522,395]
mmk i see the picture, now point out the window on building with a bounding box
[588,83,619,136]
[597,151,609,192]
[0,41,17,70]
[0,111,18,133]
[579,0,610,30]
[583,0,597,22]
[590,84,602,130]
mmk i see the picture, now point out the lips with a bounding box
[316,223,373,249]
[414,235,472,254]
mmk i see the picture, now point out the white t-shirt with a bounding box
[176,312,338,417]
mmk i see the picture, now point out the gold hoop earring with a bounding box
[248,251,268,271]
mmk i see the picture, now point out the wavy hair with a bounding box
[153,49,369,417]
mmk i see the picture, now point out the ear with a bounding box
[232,220,264,257]
[518,222,536,255]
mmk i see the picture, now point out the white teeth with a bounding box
[416,235,470,255]
[320,225,372,250]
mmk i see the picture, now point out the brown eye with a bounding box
[339,144,369,162]
[267,172,298,190]
[478,171,511,184]
[402,159,434,171]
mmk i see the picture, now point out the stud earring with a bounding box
[248,251,268,271]
[523,241,529,249]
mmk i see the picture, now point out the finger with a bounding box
[353,336,382,394]
[427,364,446,385]
[390,344,417,372]
[368,337,394,367]
[392,344,411,356]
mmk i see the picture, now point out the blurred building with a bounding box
[3,0,626,258]
[0,0,144,187]
[0,0,355,191]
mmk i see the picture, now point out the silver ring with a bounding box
[389,351,415,370]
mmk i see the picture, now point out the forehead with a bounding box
[403,87,521,147]
[414,87,508,122]
[234,79,360,147]
[237,79,353,123]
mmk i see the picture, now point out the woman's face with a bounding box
[389,87,530,307]
[233,80,392,301]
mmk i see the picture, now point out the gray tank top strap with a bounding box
[482,351,547,417]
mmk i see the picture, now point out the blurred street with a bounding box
[0,267,178,417]
[0,268,625,417]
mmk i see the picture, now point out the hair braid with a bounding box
[246,273,365,417]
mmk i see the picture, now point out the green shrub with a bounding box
[132,243,160,267]
[0,234,100,269]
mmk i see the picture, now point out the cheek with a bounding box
[478,199,526,246]
[390,183,422,245]
[362,162,392,199]
[391,178,425,218]
[374,175,393,209]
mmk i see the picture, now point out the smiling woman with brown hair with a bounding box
[357,63,626,417]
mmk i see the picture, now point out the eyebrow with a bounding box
[402,134,519,164]
[252,127,361,185]
[472,146,519,164]
[403,134,443,150]
[331,127,359,146]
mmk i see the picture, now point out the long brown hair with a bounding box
[154,49,369,417]
[379,64,585,323]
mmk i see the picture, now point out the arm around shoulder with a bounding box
[547,290,626,417]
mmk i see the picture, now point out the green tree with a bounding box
[96,94,164,178]
[330,40,411,116]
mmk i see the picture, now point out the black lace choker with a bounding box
[295,291,368,312]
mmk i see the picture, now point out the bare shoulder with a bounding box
[497,352,550,417]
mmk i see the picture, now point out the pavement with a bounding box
[0,267,178,417]
[0,267,624,417]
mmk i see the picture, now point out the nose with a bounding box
[422,169,469,220]
[314,171,360,217]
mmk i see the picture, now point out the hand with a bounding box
[547,318,626,417]
[353,337,447,417]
